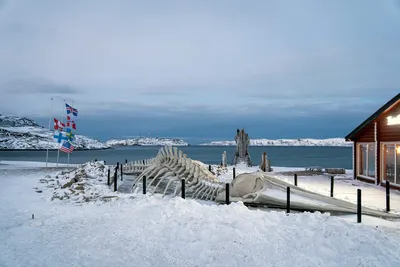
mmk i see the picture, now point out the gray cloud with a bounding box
[2,78,78,95]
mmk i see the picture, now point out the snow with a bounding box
[2,161,400,266]
[200,137,353,147]
[106,137,189,147]
[0,115,109,150]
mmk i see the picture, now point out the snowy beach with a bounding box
[1,160,400,267]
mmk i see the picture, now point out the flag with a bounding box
[65,103,78,116]
[53,118,65,130]
[65,128,75,141]
[66,116,76,130]
[53,131,68,143]
[60,141,74,153]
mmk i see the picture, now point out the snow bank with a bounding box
[36,161,119,203]
[200,137,352,147]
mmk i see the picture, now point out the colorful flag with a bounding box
[65,103,78,116]
[65,128,75,141]
[53,118,65,130]
[60,141,74,153]
[53,131,68,143]
[66,116,77,130]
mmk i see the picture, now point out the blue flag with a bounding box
[53,131,67,143]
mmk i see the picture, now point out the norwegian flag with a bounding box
[53,118,65,130]
[66,116,76,130]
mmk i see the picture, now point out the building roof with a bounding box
[345,93,400,141]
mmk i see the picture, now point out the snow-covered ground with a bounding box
[106,137,189,147]
[2,160,400,267]
[200,138,352,147]
[0,115,109,150]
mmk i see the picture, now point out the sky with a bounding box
[1,0,400,144]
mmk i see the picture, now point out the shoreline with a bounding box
[0,147,113,151]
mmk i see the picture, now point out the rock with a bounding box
[39,179,48,183]
[35,190,43,193]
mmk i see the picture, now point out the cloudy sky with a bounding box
[1,0,400,143]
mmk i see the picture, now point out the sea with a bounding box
[0,146,353,169]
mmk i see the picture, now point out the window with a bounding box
[382,144,400,184]
[358,143,375,178]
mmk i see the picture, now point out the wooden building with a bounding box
[345,93,400,188]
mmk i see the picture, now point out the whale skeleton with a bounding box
[124,145,400,220]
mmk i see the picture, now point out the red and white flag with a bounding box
[66,116,76,130]
[54,118,65,130]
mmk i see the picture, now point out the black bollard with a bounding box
[114,169,117,192]
[225,183,230,205]
[143,176,147,194]
[287,187,291,213]
[330,176,334,197]
[125,159,128,164]
[94,159,97,162]
[294,174,298,186]
[32,214,34,219]
[233,167,236,179]
[143,160,145,164]
[181,179,185,199]
[104,160,106,165]
[120,164,123,181]
[386,181,390,212]
[116,162,119,170]
[209,165,211,172]
[357,189,361,223]
[107,169,110,186]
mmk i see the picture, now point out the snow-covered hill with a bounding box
[106,137,189,147]
[0,115,109,150]
[200,138,352,147]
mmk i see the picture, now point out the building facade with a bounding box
[345,93,400,188]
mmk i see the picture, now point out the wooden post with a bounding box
[386,181,390,212]
[330,176,334,197]
[287,187,290,213]
[294,174,298,186]
[143,176,147,194]
[181,179,185,199]
[225,183,230,205]
[120,164,123,181]
[113,169,117,192]
[262,152,266,172]
[233,167,236,179]
[357,189,361,223]
[107,169,110,186]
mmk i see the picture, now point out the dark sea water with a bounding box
[0,146,352,169]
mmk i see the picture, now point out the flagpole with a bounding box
[45,97,53,168]
[57,99,66,168]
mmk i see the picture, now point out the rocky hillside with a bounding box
[106,137,189,147]
[0,115,109,150]
[200,138,352,147]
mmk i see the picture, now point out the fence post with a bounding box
[357,189,361,223]
[262,152,266,172]
[116,162,119,170]
[287,187,290,213]
[143,176,147,194]
[181,179,185,199]
[386,181,390,212]
[95,159,97,162]
[107,169,110,186]
[125,159,128,164]
[294,173,298,186]
[120,164,123,181]
[330,176,334,197]
[233,167,236,179]
[225,183,230,205]
[113,169,117,192]
[209,165,211,172]
[104,160,106,165]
